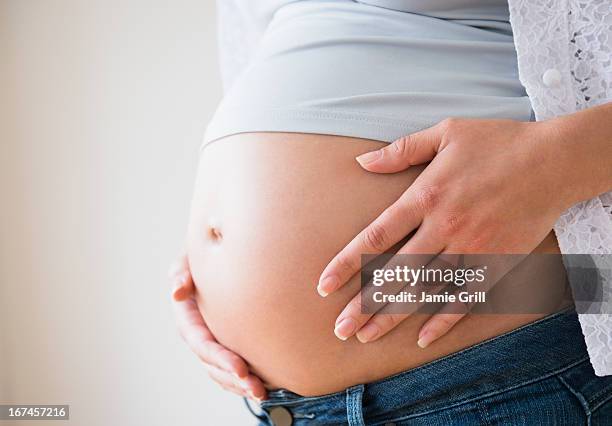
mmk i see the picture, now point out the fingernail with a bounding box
[172,283,187,301]
[334,317,357,340]
[235,369,248,379]
[356,150,380,165]
[243,385,256,399]
[317,276,338,297]
[356,323,380,343]
[417,330,434,349]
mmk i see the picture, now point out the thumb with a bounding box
[169,251,195,301]
[356,123,444,173]
[172,270,195,301]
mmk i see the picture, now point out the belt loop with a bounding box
[346,384,365,426]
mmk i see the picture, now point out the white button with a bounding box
[542,68,562,87]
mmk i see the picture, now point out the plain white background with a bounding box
[0,1,252,424]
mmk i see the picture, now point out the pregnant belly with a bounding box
[186,132,567,396]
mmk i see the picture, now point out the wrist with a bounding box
[534,106,612,209]
[525,120,581,214]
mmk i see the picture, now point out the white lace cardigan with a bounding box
[214,0,612,375]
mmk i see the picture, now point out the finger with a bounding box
[169,253,195,301]
[333,292,369,340]
[172,272,195,301]
[414,249,519,348]
[355,255,453,343]
[355,312,409,343]
[174,299,249,378]
[334,267,414,341]
[242,374,268,401]
[318,187,430,296]
[417,309,466,349]
[206,364,267,402]
[356,122,446,173]
[205,364,249,398]
[354,245,449,343]
[333,263,407,341]
[334,226,445,341]
[189,335,250,379]
[354,258,455,345]
[387,224,449,314]
[193,338,250,379]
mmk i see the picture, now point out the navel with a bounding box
[207,216,223,242]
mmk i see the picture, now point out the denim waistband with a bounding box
[254,309,590,424]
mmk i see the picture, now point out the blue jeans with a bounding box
[246,309,612,425]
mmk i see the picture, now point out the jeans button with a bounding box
[269,406,293,426]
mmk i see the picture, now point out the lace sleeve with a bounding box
[509,0,612,376]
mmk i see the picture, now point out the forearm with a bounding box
[540,102,612,209]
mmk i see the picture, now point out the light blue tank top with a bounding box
[204,0,532,145]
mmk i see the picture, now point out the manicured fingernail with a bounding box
[171,285,181,299]
[356,150,380,165]
[334,317,357,340]
[172,284,187,301]
[356,323,380,343]
[417,330,434,349]
[317,276,338,297]
[235,369,248,379]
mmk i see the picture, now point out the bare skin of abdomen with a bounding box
[187,132,566,397]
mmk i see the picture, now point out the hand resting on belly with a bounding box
[186,132,569,396]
